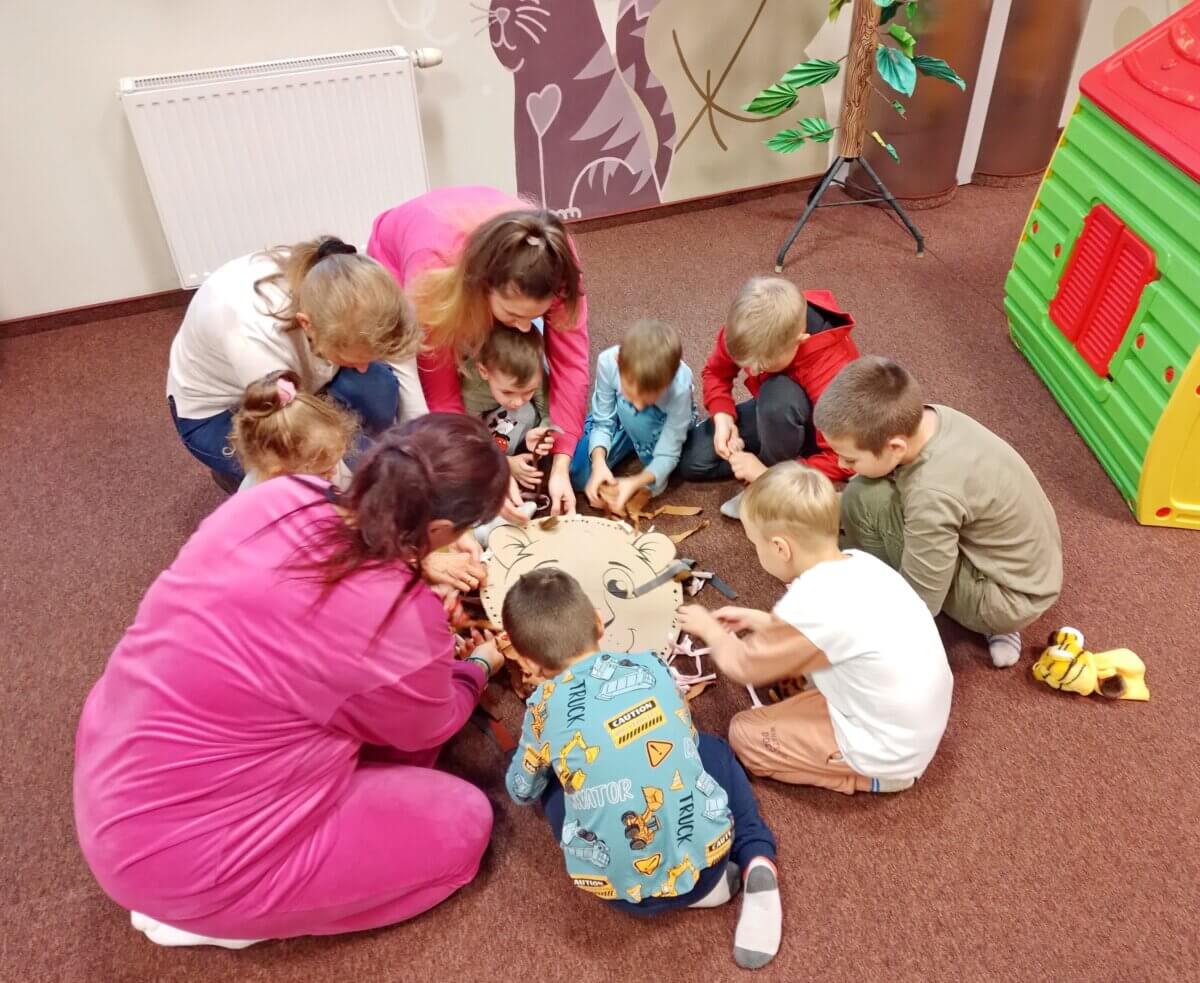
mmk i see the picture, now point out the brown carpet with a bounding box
[3,185,1198,983]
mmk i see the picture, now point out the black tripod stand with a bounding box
[774,154,925,272]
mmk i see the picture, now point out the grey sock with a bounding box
[986,631,1022,668]
[733,859,781,969]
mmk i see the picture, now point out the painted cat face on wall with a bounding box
[482,515,682,657]
[486,0,550,73]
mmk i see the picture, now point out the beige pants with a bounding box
[840,476,1055,635]
[729,688,872,796]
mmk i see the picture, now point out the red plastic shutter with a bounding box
[1048,204,1156,376]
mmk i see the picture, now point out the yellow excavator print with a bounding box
[621,785,664,850]
[529,682,556,741]
[653,857,700,898]
[556,731,600,792]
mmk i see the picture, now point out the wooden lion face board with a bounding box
[482,515,682,658]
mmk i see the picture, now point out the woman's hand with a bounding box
[457,628,507,674]
[712,606,772,635]
[584,459,615,510]
[451,530,483,565]
[508,453,543,490]
[547,454,576,516]
[423,550,486,592]
[500,476,530,524]
[431,583,467,627]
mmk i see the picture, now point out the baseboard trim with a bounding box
[1,174,822,339]
[1,288,192,340]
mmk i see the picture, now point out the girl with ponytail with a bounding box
[167,236,427,492]
[75,414,508,946]
[369,186,590,518]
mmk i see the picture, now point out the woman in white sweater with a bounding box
[167,236,426,488]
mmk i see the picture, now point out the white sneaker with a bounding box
[720,491,744,520]
[130,911,264,950]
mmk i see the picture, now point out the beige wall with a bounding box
[1,0,853,321]
[1060,0,1189,125]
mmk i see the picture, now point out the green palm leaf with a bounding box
[765,128,808,154]
[913,55,967,90]
[744,82,798,115]
[888,23,916,58]
[876,44,917,96]
[799,116,836,143]
[781,59,841,88]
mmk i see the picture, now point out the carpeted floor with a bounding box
[3,185,1198,983]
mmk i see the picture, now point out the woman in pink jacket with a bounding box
[74,415,509,947]
[368,186,589,517]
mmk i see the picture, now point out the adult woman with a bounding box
[74,415,508,945]
[368,186,588,515]
[168,236,427,489]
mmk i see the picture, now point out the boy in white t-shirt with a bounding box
[678,461,952,794]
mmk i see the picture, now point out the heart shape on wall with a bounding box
[525,83,562,138]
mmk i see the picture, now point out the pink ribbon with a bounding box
[276,378,297,406]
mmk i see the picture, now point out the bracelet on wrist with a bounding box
[464,655,492,678]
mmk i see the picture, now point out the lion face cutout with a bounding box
[482,515,683,659]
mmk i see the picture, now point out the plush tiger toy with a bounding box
[1031,627,1149,701]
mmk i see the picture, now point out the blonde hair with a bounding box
[813,355,924,453]
[409,209,583,360]
[230,370,358,481]
[726,277,807,370]
[478,326,545,387]
[617,319,683,394]
[741,461,840,547]
[254,237,419,376]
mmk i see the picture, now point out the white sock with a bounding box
[986,631,1022,668]
[868,776,916,793]
[733,857,781,969]
[688,861,740,909]
[131,911,263,950]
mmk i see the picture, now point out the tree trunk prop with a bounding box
[837,0,879,157]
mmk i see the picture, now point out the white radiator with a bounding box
[119,46,439,288]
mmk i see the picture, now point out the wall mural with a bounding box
[480,0,676,218]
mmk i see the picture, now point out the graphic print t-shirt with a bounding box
[504,651,733,904]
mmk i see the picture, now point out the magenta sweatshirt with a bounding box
[367,186,590,456]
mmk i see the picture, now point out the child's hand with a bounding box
[585,461,615,509]
[508,452,542,490]
[603,475,648,517]
[730,451,767,483]
[432,584,467,626]
[500,476,531,524]
[677,603,724,642]
[423,550,486,592]
[457,628,506,674]
[712,413,741,460]
[524,426,557,458]
[713,606,772,634]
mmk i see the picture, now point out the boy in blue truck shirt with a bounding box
[501,568,782,970]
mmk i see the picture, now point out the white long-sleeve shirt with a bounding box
[166,252,426,421]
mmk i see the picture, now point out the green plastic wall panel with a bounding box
[1005,97,1200,509]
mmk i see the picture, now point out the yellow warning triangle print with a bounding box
[560,670,574,682]
[646,740,673,768]
[670,769,684,791]
[633,853,662,876]
[626,884,642,902]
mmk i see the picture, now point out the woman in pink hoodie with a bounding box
[368,186,589,517]
[74,415,509,947]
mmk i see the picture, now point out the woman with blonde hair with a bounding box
[167,236,425,491]
[368,186,588,516]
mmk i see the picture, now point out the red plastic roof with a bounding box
[1080,0,1200,183]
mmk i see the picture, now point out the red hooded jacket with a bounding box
[701,289,858,481]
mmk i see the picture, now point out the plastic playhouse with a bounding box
[1005,1,1200,530]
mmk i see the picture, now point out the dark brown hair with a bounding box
[617,319,683,394]
[502,568,599,671]
[478,325,545,387]
[412,209,584,357]
[286,414,508,634]
[813,355,924,453]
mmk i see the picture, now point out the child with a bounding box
[678,462,952,795]
[569,319,696,516]
[229,370,357,491]
[812,356,1063,668]
[502,568,782,970]
[460,326,557,491]
[677,277,859,518]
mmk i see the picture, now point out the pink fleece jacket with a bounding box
[368,186,590,456]
[73,478,488,935]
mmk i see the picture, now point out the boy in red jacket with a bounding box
[678,277,859,517]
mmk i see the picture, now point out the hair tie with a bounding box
[276,377,297,406]
[524,234,544,248]
[316,238,357,261]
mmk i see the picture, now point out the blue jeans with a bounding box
[568,403,668,491]
[170,362,400,477]
[542,733,777,917]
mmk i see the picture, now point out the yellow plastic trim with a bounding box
[1137,348,1200,529]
